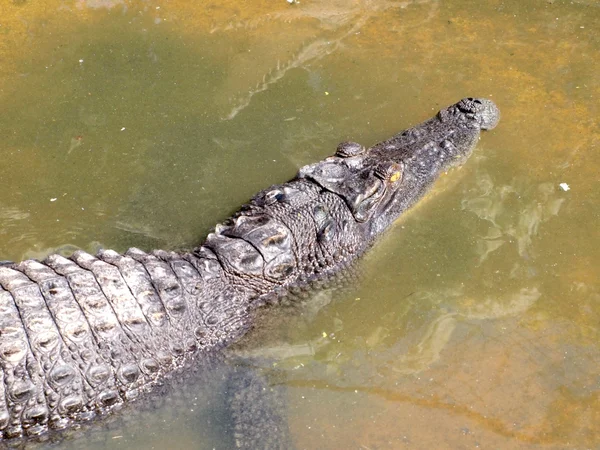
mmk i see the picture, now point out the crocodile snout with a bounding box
[459,97,500,130]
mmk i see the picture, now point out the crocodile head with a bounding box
[298,97,500,240]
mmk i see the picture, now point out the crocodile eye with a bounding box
[375,162,403,184]
[335,141,365,158]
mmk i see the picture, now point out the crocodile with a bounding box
[0,98,499,445]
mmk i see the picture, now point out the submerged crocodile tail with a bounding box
[0,248,242,439]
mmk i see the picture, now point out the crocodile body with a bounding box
[0,98,499,444]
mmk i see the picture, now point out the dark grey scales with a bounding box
[0,98,500,446]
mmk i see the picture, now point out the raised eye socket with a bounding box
[335,141,365,158]
[375,162,403,183]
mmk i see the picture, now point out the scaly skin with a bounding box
[0,98,499,443]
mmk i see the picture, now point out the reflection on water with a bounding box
[215,0,437,120]
[0,0,599,448]
[462,173,566,263]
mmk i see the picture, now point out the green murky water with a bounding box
[0,0,598,448]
